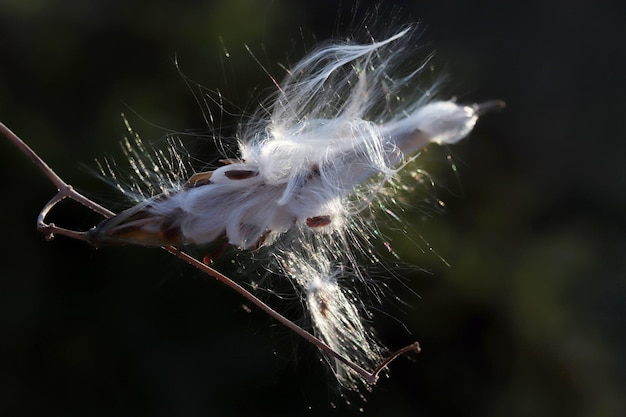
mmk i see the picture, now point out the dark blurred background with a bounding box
[1,1,624,416]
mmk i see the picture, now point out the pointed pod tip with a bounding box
[473,99,506,116]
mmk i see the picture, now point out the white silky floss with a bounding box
[91,27,496,390]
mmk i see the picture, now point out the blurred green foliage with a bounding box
[1,1,624,416]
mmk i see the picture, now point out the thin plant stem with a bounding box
[1,121,418,385]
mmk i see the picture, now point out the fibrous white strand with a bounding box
[89,27,499,390]
[279,243,385,390]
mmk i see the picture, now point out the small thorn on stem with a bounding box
[370,341,421,382]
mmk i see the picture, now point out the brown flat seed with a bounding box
[317,297,328,318]
[224,169,258,180]
[219,158,243,165]
[202,242,229,265]
[306,215,332,228]
[253,230,271,251]
[185,171,214,188]
[306,164,321,180]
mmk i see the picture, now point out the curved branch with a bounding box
[2,121,418,386]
